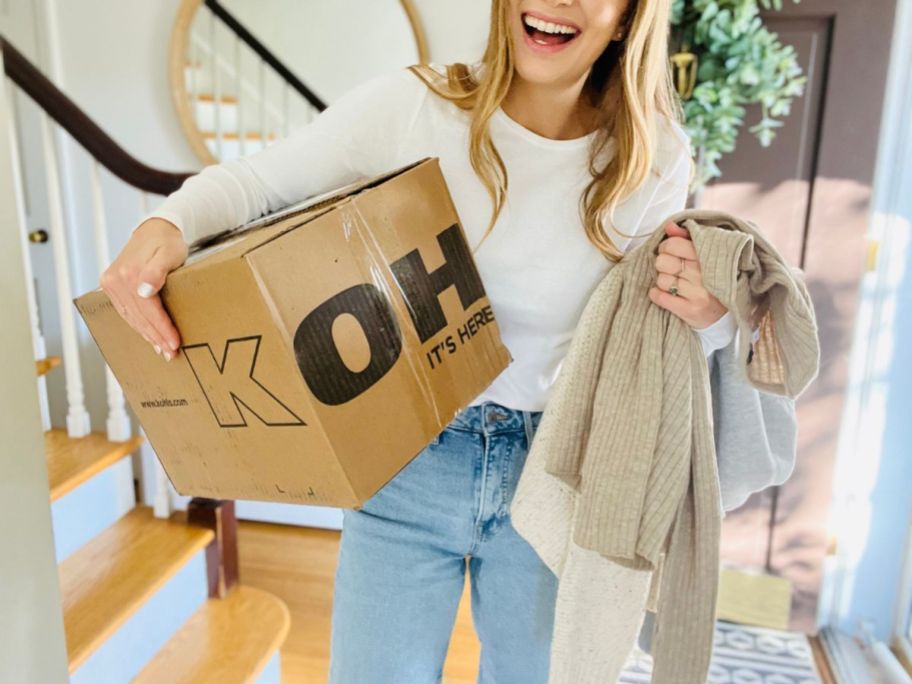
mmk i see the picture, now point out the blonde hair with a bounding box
[408,0,693,262]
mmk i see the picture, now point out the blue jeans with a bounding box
[328,401,556,684]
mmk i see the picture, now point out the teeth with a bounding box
[523,14,579,35]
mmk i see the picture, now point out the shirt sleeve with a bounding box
[693,310,738,357]
[143,66,429,245]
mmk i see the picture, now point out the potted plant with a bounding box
[670,0,807,196]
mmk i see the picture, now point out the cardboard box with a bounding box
[75,157,511,508]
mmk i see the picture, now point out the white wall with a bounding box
[220,0,419,102]
[218,0,491,101]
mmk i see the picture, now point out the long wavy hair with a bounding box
[408,0,693,262]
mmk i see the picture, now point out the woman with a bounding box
[102,0,735,681]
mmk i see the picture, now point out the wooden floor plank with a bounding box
[46,428,143,501]
[59,507,213,672]
[133,586,290,684]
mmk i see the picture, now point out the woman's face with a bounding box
[508,0,631,89]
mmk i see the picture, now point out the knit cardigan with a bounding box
[509,208,821,684]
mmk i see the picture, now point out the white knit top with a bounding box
[147,62,736,412]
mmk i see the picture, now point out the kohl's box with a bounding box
[74,157,511,508]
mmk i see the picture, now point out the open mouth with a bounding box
[521,12,581,47]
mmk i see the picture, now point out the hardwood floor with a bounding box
[237,520,481,683]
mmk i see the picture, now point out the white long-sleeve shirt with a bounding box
[148,62,737,412]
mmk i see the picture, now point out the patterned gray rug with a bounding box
[620,620,822,683]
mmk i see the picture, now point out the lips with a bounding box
[520,11,581,53]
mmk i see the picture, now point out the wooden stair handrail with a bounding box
[204,0,327,113]
[1,35,195,196]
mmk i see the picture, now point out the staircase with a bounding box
[173,0,326,164]
[3,34,291,683]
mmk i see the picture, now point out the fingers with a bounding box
[104,274,166,352]
[136,246,171,298]
[129,290,179,359]
[656,235,697,260]
[648,285,697,321]
[653,224,721,328]
[100,231,187,361]
[135,246,184,354]
[103,281,152,347]
[651,271,717,330]
[664,221,690,238]
[655,253,702,285]
[655,271,696,300]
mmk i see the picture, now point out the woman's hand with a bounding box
[648,221,728,328]
[99,217,188,360]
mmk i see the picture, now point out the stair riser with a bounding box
[192,99,241,132]
[70,551,208,684]
[52,458,134,562]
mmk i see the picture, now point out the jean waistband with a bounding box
[446,401,543,435]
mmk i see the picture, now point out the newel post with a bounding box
[187,498,240,598]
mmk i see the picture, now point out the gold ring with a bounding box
[677,257,686,275]
[669,276,680,296]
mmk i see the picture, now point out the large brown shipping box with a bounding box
[75,157,511,508]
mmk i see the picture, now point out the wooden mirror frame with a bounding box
[169,0,429,166]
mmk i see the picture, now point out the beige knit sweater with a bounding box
[510,208,820,684]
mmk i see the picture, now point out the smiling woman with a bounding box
[101,1,732,682]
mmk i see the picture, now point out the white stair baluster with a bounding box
[40,112,90,437]
[143,422,173,519]
[259,58,266,153]
[235,36,245,158]
[137,192,172,519]
[189,33,198,123]
[153,445,173,519]
[6,80,51,431]
[90,160,131,442]
[282,83,290,139]
[209,10,223,159]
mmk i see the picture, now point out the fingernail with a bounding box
[137,282,155,298]
[163,351,173,361]
[154,344,162,355]
[167,339,179,351]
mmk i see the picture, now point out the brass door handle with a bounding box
[28,229,48,243]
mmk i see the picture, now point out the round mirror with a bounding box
[169,0,428,164]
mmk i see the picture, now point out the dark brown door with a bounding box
[696,0,899,632]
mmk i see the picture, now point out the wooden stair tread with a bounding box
[36,355,62,376]
[60,506,214,672]
[133,586,290,684]
[195,92,239,104]
[203,131,277,141]
[46,428,143,501]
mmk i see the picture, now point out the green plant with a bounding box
[670,0,807,190]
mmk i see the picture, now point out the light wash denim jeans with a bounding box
[328,400,557,684]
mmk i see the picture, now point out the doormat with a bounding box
[620,620,822,683]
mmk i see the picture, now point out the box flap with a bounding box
[187,157,432,257]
